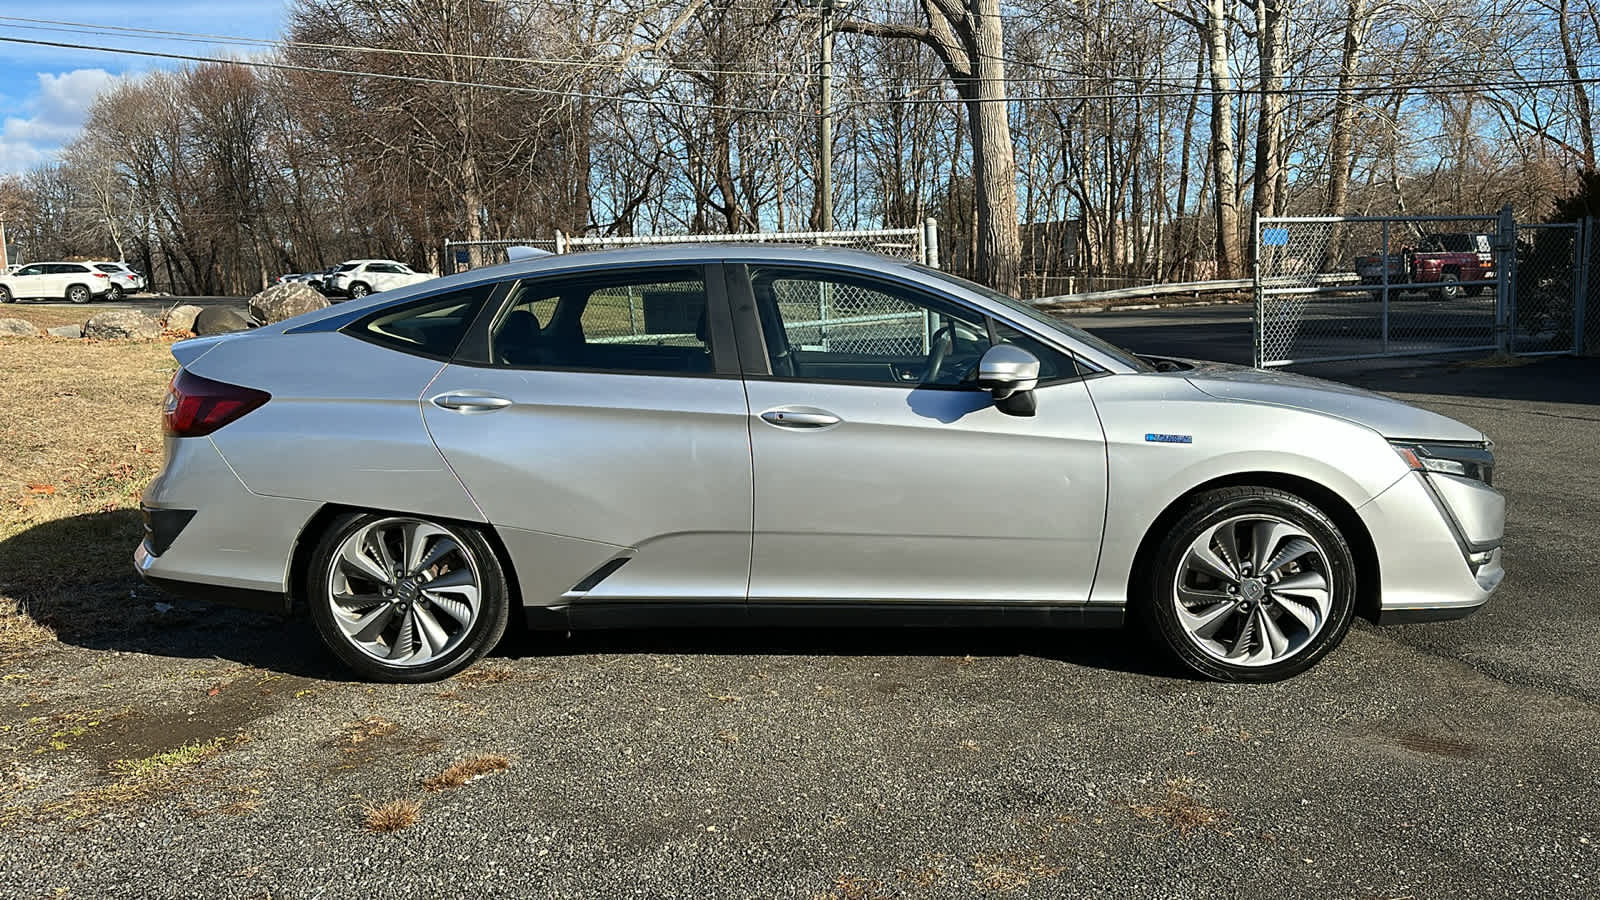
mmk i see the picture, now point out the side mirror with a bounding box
[975,343,1040,400]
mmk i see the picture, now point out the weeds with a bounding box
[363,798,421,833]
[1131,776,1226,836]
[422,753,510,791]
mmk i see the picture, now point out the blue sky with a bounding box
[0,3,287,174]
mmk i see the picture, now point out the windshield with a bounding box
[908,264,1154,372]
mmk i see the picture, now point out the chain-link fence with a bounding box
[1511,223,1583,356]
[1256,214,1507,366]
[445,224,942,355]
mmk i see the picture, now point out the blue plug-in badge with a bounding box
[1145,433,1193,444]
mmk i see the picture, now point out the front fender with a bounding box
[1082,374,1409,607]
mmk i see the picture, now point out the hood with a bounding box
[1179,361,1486,443]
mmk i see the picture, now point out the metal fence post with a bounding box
[1494,204,1516,355]
[442,240,453,276]
[1577,217,1591,355]
[1380,219,1390,354]
[1251,214,1263,368]
[923,217,940,269]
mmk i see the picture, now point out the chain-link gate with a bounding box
[1255,215,1500,366]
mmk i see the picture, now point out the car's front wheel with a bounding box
[0,286,12,303]
[308,513,510,682]
[1143,486,1357,682]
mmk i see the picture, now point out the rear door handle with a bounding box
[431,393,513,413]
[760,408,841,429]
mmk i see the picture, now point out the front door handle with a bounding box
[431,393,513,413]
[760,408,841,429]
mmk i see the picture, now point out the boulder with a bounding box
[47,323,84,338]
[193,306,252,336]
[164,304,205,333]
[249,282,328,325]
[84,309,162,340]
[0,317,41,336]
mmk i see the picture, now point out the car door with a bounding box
[12,264,47,298]
[422,264,755,617]
[365,263,399,291]
[728,263,1108,607]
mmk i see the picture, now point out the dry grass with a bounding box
[0,304,118,331]
[0,335,176,650]
[363,798,422,833]
[1131,776,1226,836]
[422,753,510,791]
[334,716,399,752]
[454,666,517,686]
[968,853,1066,894]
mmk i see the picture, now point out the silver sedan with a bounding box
[135,246,1504,682]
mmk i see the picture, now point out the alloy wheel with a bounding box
[1171,514,1333,667]
[323,517,482,667]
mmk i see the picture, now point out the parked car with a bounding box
[1356,233,1495,300]
[0,261,114,304]
[88,261,146,300]
[323,259,434,299]
[276,273,312,285]
[307,265,341,294]
[135,246,1504,683]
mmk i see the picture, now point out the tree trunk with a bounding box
[1326,0,1368,216]
[1249,0,1287,265]
[1204,0,1243,278]
[1560,0,1596,169]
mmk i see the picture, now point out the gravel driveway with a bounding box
[1,353,1596,899]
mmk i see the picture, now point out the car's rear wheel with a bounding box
[348,282,371,299]
[1143,486,1357,682]
[106,283,124,301]
[308,513,510,682]
[66,284,91,304]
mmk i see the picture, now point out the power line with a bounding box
[5,29,1597,111]
[0,35,802,114]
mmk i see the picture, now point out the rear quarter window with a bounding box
[344,285,494,360]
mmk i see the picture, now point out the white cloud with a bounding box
[0,69,121,176]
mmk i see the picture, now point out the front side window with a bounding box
[750,267,1068,387]
[17,265,43,276]
[488,267,713,375]
[348,285,493,359]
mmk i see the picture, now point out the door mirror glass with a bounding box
[976,344,1040,400]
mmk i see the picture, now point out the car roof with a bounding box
[449,243,916,282]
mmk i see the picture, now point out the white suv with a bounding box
[88,261,147,300]
[0,262,113,304]
[323,260,433,299]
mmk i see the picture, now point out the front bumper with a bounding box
[1359,471,1505,624]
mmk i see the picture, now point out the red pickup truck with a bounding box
[1356,233,1495,300]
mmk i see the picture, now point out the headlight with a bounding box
[1392,440,1494,485]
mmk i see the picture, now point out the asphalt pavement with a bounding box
[2,300,1598,898]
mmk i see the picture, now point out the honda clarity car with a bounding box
[135,246,1504,682]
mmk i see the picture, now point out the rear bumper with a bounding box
[134,435,319,611]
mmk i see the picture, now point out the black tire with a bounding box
[307,512,511,683]
[0,286,12,303]
[348,282,371,299]
[67,284,91,304]
[1141,486,1358,683]
[1435,273,1462,300]
[106,283,124,302]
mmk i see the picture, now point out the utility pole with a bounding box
[818,0,835,231]
[0,216,8,270]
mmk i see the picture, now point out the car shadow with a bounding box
[6,511,1182,682]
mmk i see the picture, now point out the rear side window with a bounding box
[95,264,121,273]
[347,285,493,360]
[488,267,713,375]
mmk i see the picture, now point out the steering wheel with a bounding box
[923,324,954,383]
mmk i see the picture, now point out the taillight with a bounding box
[94,272,108,278]
[162,369,270,437]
